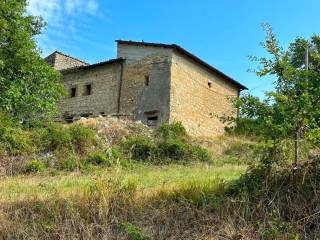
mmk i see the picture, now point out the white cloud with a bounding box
[27,0,99,22]
[27,0,61,25]
[26,0,106,57]
[65,0,99,16]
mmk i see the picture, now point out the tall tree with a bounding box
[0,0,65,123]
[238,24,320,164]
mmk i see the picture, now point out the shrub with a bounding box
[157,122,187,140]
[2,128,36,156]
[86,151,110,166]
[56,156,80,171]
[120,123,212,164]
[189,145,212,162]
[69,125,96,156]
[122,136,156,161]
[54,148,81,171]
[157,138,188,161]
[25,160,46,173]
[39,122,72,152]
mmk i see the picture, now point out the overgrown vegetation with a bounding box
[1,2,320,237]
[121,122,212,164]
[0,113,214,175]
[0,0,65,123]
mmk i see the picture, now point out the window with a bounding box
[70,87,77,98]
[208,81,212,88]
[147,116,158,126]
[145,110,159,127]
[85,84,92,95]
[65,116,74,123]
[145,75,150,86]
[80,113,92,118]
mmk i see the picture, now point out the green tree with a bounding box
[0,0,65,124]
[237,23,320,164]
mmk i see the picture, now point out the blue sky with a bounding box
[27,0,320,97]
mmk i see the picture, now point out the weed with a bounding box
[25,160,46,173]
[118,222,150,240]
[157,122,187,140]
[86,151,110,166]
[122,136,155,161]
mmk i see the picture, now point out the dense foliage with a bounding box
[233,24,320,162]
[0,0,65,123]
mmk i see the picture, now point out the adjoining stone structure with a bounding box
[45,51,89,71]
[46,40,247,136]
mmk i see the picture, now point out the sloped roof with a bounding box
[116,40,247,90]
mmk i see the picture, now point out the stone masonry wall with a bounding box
[170,51,239,136]
[120,54,171,127]
[59,63,121,118]
[47,52,88,71]
[117,43,173,64]
[117,43,172,127]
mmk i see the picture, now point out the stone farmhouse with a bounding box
[45,40,247,136]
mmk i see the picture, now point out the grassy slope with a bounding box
[0,163,246,203]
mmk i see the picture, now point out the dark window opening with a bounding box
[70,87,77,98]
[100,112,105,116]
[85,84,92,95]
[147,116,158,121]
[147,116,158,126]
[65,116,74,123]
[80,113,92,118]
[145,75,150,86]
[208,82,212,88]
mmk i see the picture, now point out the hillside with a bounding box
[1,117,319,239]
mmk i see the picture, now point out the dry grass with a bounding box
[0,163,252,240]
[2,160,319,239]
[0,163,246,203]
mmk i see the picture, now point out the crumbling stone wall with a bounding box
[59,63,121,118]
[170,51,239,136]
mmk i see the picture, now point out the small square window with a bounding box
[85,84,92,95]
[145,75,150,86]
[70,87,77,98]
[208,82,212,88]
[147,116,158,126]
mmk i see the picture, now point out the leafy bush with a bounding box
[189,145,212,162]
[157,122,187,140]
[1,128,36,156]
[121,123,212,164]
[69,125,96,156]
[122,136,156,161]
[25,160,46,173]
[37,123,97,156]
[56,155,80,171]
[226,118,264,137]
[38,122,72,152]
[157,138,188,160]
[86,151,110,166]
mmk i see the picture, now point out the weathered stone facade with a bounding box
[170,51,240,136]
[45,51,89,71]
[46,41,246,136]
